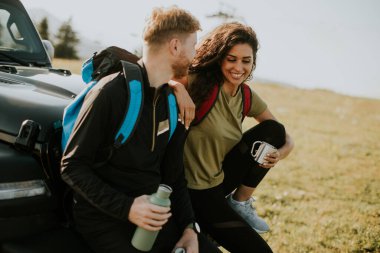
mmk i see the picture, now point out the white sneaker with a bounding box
[227,194,270,234]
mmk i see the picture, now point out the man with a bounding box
[61,6,220,253]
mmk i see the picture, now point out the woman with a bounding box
[184,22,294,252]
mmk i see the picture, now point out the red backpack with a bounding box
[192,83,252,126]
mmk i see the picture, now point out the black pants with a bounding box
[73,195,221,253]
[189,120,286,253]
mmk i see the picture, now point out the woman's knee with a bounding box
[259,119,285,135]
[243,119,286,147]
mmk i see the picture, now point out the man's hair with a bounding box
[143,6,201,45]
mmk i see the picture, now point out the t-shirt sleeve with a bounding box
[248,88,267,117]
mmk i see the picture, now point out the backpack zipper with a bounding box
[151,91,160,151]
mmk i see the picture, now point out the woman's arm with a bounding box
[168,79,195,130]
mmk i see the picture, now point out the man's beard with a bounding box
[171,52,191,80]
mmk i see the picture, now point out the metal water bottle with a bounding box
[131,184,172,251]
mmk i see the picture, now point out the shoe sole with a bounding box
[254,228,270,234]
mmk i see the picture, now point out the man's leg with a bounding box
[153,211,221,253]
[198,233,223,253]
[74,195,219,253]
[73,201,139,253]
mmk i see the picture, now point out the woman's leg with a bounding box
[223,119,286,193]
[189,185,273,253]
[222,120,286,232]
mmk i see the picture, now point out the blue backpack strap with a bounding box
[167,91,178,141]
[61,81,97,151]
[114,61,144,148]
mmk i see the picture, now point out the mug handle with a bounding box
[250,141,263,158]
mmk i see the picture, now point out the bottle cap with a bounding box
[156,184,172,199]
[174,248,186,253]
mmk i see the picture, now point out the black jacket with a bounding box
[61,67,194,231]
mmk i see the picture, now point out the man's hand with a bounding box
[172,228,198,253]
[168,79,195,130]
[128,195,171,231]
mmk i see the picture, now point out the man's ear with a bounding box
[169,38,181,56]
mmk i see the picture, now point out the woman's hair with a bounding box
[143,6,200,46]
[188,22,259,106]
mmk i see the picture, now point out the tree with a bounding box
[54,18,80,59]
[206,2,245,23]
[37,17,49,40]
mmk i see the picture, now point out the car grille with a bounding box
[0,77,24,85]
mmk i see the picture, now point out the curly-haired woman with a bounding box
[184,22,294,252]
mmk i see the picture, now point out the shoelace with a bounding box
[245,197,257,211]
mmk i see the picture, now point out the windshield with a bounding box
[0,0,50,66]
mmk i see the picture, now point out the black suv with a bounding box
[0,0,92,252]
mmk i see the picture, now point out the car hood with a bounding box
[0,66,86,142]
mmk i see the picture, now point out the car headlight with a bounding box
[0,180,50,200]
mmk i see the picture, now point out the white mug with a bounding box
[250,141,277,165]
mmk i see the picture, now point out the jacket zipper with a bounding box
[151,91,160,151]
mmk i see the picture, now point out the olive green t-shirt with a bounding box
[184,86,267,189]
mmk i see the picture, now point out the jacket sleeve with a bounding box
[161,124,195,231]
[61,81,133,221]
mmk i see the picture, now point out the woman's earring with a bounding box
[245,73,253,82]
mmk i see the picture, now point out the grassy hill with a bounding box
[243,83,380,253]
[53,59,380,253]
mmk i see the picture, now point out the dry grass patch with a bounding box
[52,58,83,74]
[242,82,380,253]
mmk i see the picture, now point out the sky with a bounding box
[22,0,380,99]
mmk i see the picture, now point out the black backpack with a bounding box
[62,46,179,151]
[82,46,140,83]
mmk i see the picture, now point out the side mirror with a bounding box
[42,40,54,60]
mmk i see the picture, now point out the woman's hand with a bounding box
[128,195,171,231]
[172,228,198,253]
[260,149,281,169]
[255,108,295,169]
[168,79,195,130]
